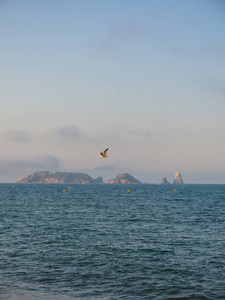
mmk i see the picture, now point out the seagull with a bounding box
[100,148,109,158]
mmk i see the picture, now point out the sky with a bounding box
[0,0,225,183]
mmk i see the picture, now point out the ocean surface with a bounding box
[1,184,225,300]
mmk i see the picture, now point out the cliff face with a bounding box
[173,172,184,184]
[16,171,104,184]
[107,173,142,184]
[161,177,171,184]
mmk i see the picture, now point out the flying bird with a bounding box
[100,148,109,158]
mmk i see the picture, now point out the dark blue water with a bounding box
[1,184,225,300]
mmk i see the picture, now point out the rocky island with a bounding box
[161,177,171,184]
[16,171,183,185]
[173,172,184,184]
[16,171,142,184]
[16,171,104,184]
[107,173,142,184]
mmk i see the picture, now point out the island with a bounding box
[16,171,142,184]
[161,177,171,184]
[16,171,104,184]
[16,171,182,185]
[107,173,142,184]
[173,172,184,184]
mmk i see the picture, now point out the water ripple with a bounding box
[1,184,225,299]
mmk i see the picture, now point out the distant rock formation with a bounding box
[107,173,142,184]
[161,177,171,184]
[173,172,184,184]
[16,171,104,184]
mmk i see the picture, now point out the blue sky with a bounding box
[1,0,225,183]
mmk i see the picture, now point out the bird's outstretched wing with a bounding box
[100,148,109,157]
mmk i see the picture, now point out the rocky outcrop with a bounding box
[107,173,142,184]
[173,172,184,184]
[16,171,104,184]
[161,177,171,184]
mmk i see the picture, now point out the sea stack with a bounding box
[161,177,171,184]
[173,172,184,184]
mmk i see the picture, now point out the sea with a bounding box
[1,183,225,300]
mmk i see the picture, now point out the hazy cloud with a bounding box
[0,155,60,170]
[90,25,154,53]
[201,79,225,98]
[88,165,117,171]
[38,155,60,170]
[206,44,225,58]
[55,126,82,139]
[84,165,119,182]
[106,25,153,43]
[6,130,31,142]
[212,80,225,97]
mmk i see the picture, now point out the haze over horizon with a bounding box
[1,0,225,184]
